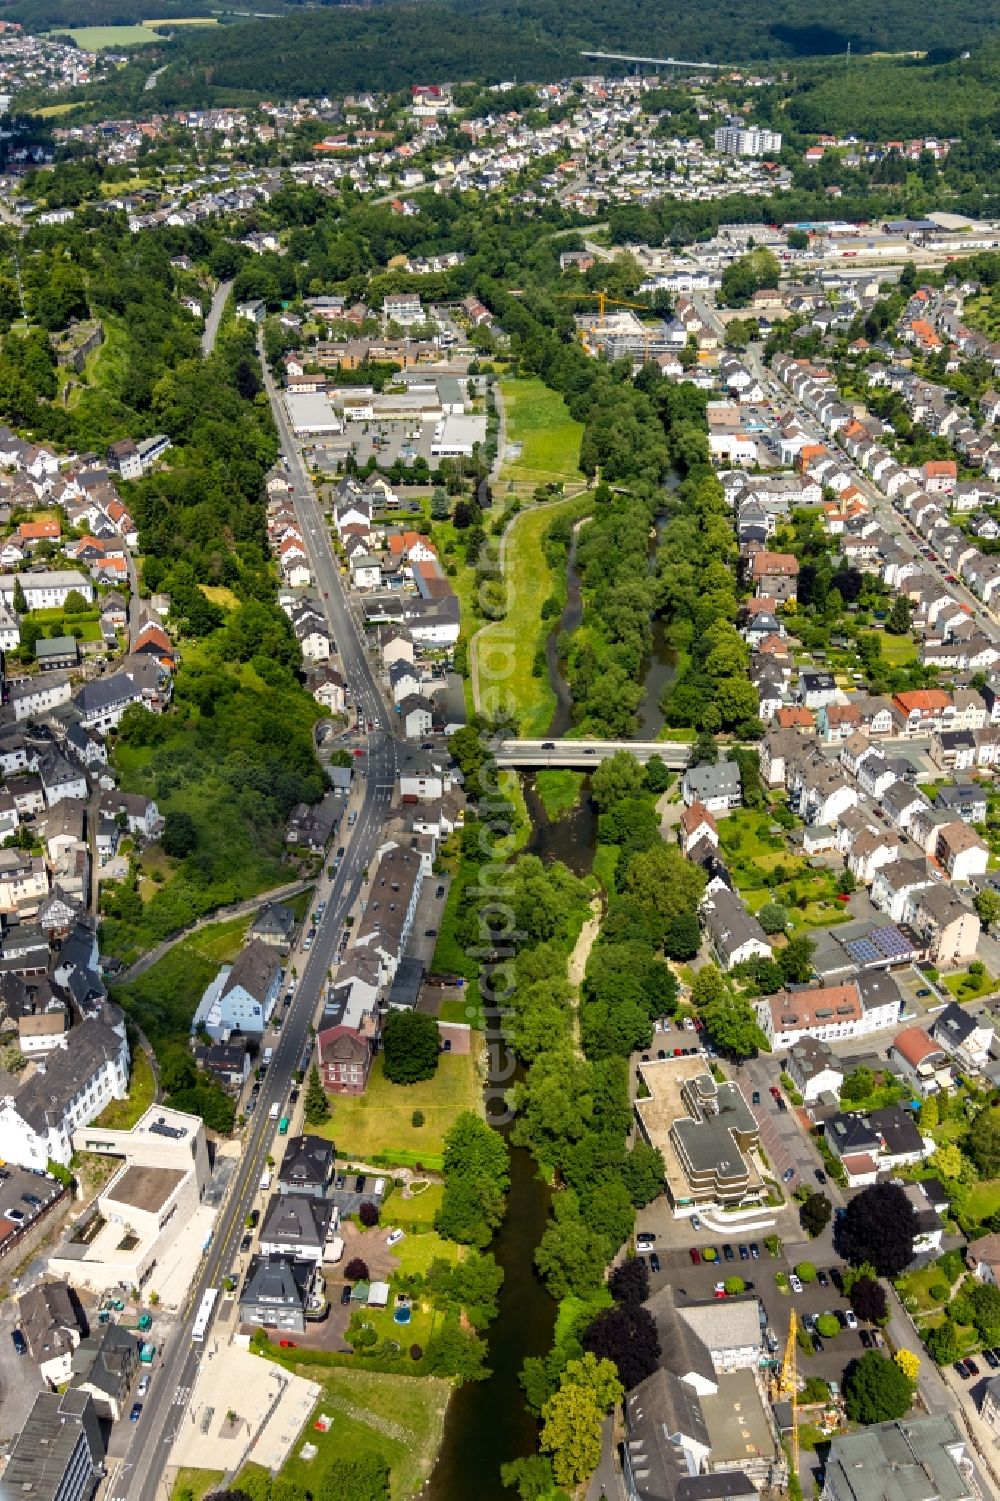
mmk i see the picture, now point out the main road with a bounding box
[112,338,397,1501]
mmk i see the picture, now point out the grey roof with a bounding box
[678,1296,762,1356]
[787,1035,843,1084]
[3,1388,103,1501]
[278,1134,335,1191]
[250,902,296,941]
[822,1415,973,1501]
[259,1192,332,1247]
[240,1253,312,1313]
[684,761,741,800]
[624,1366,712,1501]
[222,938,280,1005]
[676,1479,756,1501]
[932,1001,980,1048]
[827,1112,880,1157]
[857,970,903,1012]
[18,1279,82,1363]
[12,1019,123,1134]
[702,888,770,962]
[869,1105,924,1158]
[70,1322,137,1397]
[644,1285,716,1389]
[388,956,424,1010]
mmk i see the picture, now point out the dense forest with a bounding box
[10,0,997,113]
[786,42,1000,136]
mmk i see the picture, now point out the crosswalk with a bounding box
[171,1386,191,1407]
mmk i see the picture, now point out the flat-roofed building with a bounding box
[820,1415,973,1501]
[634,1057,762,1212]
[3,1388,104,1501]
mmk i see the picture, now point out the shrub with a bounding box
[724,1276,745,1295]
[816,1314,840,1338]
[928,1282,950,1303]
[795,1262,817,1283]
[359,1201,379,1228]
[345,1258,369,1281]
[412,1109,425,1128]
[410,1343,423,1361]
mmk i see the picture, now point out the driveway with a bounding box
[740,1057,833,1198]
[0,1295,42,1445]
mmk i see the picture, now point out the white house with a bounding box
[0,1019,129,1169]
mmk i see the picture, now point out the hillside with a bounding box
[786,43,1000,137]
[12,0,997,111]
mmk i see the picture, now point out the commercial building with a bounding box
[50,1105,209,1292]
[634,1058,762,1212]
[714,122,783,158]
[3,1388,104,1501]
[0,1015,130,1170]
[820,1416,974,1501]
[755,974,902,1051]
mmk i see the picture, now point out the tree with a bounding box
[644,755,673,795]
[344,1258,368,1281]
[436,1111,510,1248]
[844,1351,915,1424]
[582,1304,661,1390]
[535,1199,612,1299]
[319,1453,391,1501]
[795,1261,817,1284]
[303,1065,330,1126]
[850,1276,889,1326]
[778,934,815,985]
[609,1257,649,1306]
[690,730,718,766]
[700,990,768,1060]
[562,1353,624,1413]
[816,1314,840,1338]
[895,1349,920,1384]
[663,912,701,960]
[887,594,912,635]
[801,1192,832,1238]
[12,575,26,614]
[975,888,1000,931]
[591,750,647,809]
[540,1381,604,1490]
[929,1143,965,1181]
[758,902,789,935]
[359,1200,379,1227]
[724,1276,746,1295]
[968,1104,1000,1178]
[381,1010,440,1084]
[838,1184,916,1278]
[925,1318,960,1365]
[161,809,198,858]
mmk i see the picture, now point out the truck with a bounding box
[279,1116,290,1135]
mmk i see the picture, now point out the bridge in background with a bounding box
[494,739,691,770]
[581,50,729,71]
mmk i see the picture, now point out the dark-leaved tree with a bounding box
[843,1350,914,1425]
[850,1275,888,1326]
[359,1200,379,1227]
[344,1257,368,1282]
[381,1010,440,1084]
[582,1305,660,1390]
[837,1183,916,1278]
[608,1257,649,1306]
[800,1192,832,1239]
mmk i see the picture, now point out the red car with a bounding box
[279,1339,296,1349]
[689,1248,701,1264]
[770,1085,781,1100]
[353,747,364,757]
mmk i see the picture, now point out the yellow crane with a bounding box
[773,1308,799,1477]
[551,289,653,325]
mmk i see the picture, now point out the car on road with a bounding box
[436,885,445,898]
[781,1166,796,1183]
[690,1215,701,1231]
[815,1169,827,1184]
[130,1403,143,1422]
[6,1208,24,1223]
[789,1274,803,1293]
[775,1095,788,1112]
[424,928,437,938]
[916,988,931,997]
[541,742,555,750]
[138,1374,151,1397]
[584,748,597,755]
[386,1229,405,1247]
[10,1329,26,1355]
[649,1252,661,1273]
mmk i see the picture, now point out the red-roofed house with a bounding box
[747,551,800,603]
[922,459,957,494]
[679,802,718,857]
[889,1026,953,1096]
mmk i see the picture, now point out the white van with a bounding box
[268,1101,280,1121]
[259,1170,271,1193]
[262,1047,274,1067]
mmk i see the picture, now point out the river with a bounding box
[424,780,597,1501]
[545,509,676,739]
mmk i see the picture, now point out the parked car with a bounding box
[10,1329,26,1356]
[386,1229,405,1247]
[690,1215,701,1231]
[814,1169,827,1185]
[341,1285,352,1306]
[723,1244,735,1262]
[689,1248,701,1265]
[738,1244,749,1261]
[240,1233,252,1254]
[769,1086,781,1101]
[649,1253,661,1273]
[751,1091,761,1106]
[860,1329,873,1349]
[781,1166,795,1183]
[749,1242,759,1259]
[817,1269,829,1287]
[842,1309,858,1331]
[248,1210,260,1229]
[955,1360,972,1379]
[789,1274,803,1293]
[279,1339,296,1349]
[355,1175,367,1193]
[713,1282,727,1299]
[436,885,445,898]
[137,1374,150,1397]
[966,1358,980,1377]
[129,1404,143,1422]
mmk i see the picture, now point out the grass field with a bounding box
[881,633,918,666]
[314,1048,482,1170]
[269,1366,450,1501]
[534,769,585,820]
[170,1469,224,1501]
[198,584,239,610]
[113,913,250,1055]
[94,1048,156,1130]
[146,14,219,24]
[65,24,159,46]
[385,1182,444,1229]
[35,102,77,118]
[500,378,585,490]
[474,493,592,735]
[955,1178,1000,1223]
[945,967,998,1002]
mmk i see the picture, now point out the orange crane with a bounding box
[551,289,653,325]
[772,1308,799,1477]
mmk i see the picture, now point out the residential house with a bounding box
[889,1026,954,1097]
[931,1002,994,1070]
[785,1037,844,1103]
[681,762,742,815]
[190,939,282,1042]
[701,889,772,970]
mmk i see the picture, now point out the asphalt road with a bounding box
[111,339,397,1501]
[200,279,233,358]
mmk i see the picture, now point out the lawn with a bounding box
[474,493,592,735]
[315,1049,482,1170]
[113,943,219,1054]
[65,23,159,45]
[955,1178,1000,1223]
[945,967,998,1002]
[385,1182,444,1229]
[392,1228,462,1276]
[895,1263,951,1317]
[534,769,585,820]
[170,1468,224,1501]
[184,913,253,965]
[198,584,239,610]
[591,842,620,895]
[499,378,584,490]
[270,1365,450,1501]
[94,1047,156,1130]
[881,632,918,665]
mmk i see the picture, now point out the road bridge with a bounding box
[495,739,690,769]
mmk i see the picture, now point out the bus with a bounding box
[192,1287,218,1344]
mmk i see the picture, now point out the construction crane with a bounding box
[552,289,652,326]
[773,1309,799,1478]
